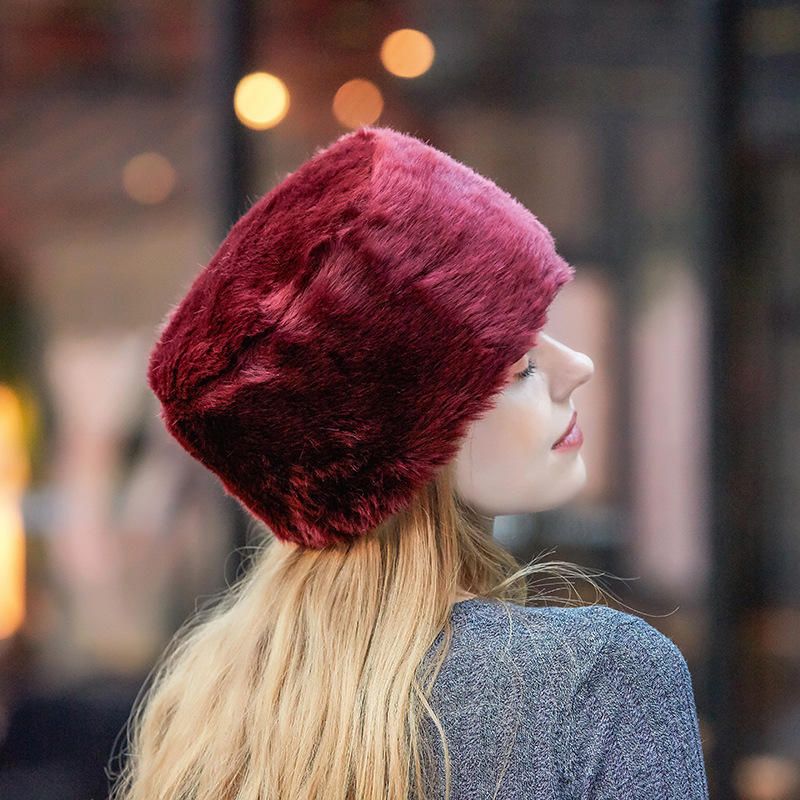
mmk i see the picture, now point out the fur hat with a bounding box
[147,125,575,549]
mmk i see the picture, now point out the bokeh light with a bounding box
[332,78,384,128]
[122,152,177,205]
[0,384,28,640]
[380,28,435,78]
[233,71,290,130]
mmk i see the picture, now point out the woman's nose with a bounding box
[549,345,594,403]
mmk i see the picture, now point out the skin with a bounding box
[451,331,595,602]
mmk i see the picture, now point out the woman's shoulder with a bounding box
[427,599,709,797]
[449,597,641,655]
[446,598,691,695]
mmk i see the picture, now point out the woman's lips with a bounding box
[552,411,583,450]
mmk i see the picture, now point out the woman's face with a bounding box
[453,331,594,516]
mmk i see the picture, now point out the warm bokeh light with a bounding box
[332,78,384,128]
[0,504,25,639]
[233,71,290,130]
[0,384,28,640]
[380,28,435,78]
[0,385,30,492]
[122,152,177,205]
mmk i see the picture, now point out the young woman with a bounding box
[111,126,710,799]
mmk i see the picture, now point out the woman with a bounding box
[111,126,710,799]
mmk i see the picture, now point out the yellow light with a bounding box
[0,504,25,639]
[380,28,435,78]
[0,385,28,495]
[332,78,383,129]
[234,71,290,130]
[0,385,28,640]
[122,152,177,205]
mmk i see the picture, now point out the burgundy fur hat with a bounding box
[147,125,575,549]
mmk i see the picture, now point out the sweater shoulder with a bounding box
[425,598,640,716]
[419,601,703,798]
[436,599,684,706]
[446,599,640,670]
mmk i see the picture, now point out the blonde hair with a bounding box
[108,459,611,800]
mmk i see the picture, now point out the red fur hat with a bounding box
[147,125,575,549]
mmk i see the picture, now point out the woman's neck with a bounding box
[453,512,494,603]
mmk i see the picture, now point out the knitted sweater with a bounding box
[416,598,710,799]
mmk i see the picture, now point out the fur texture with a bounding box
[147,126,575,549]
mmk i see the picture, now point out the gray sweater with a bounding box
[417,598,710,799]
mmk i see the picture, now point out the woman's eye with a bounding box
[516,360,537,380]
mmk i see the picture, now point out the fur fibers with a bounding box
[147,126,575,549]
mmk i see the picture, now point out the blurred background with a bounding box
[0,1,798,798]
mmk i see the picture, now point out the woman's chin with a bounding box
[536,461,588,511]
[458,457,588,517]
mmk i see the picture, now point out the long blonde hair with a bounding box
[108,459,611,800]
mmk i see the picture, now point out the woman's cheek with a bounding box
[511,388,552,455]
